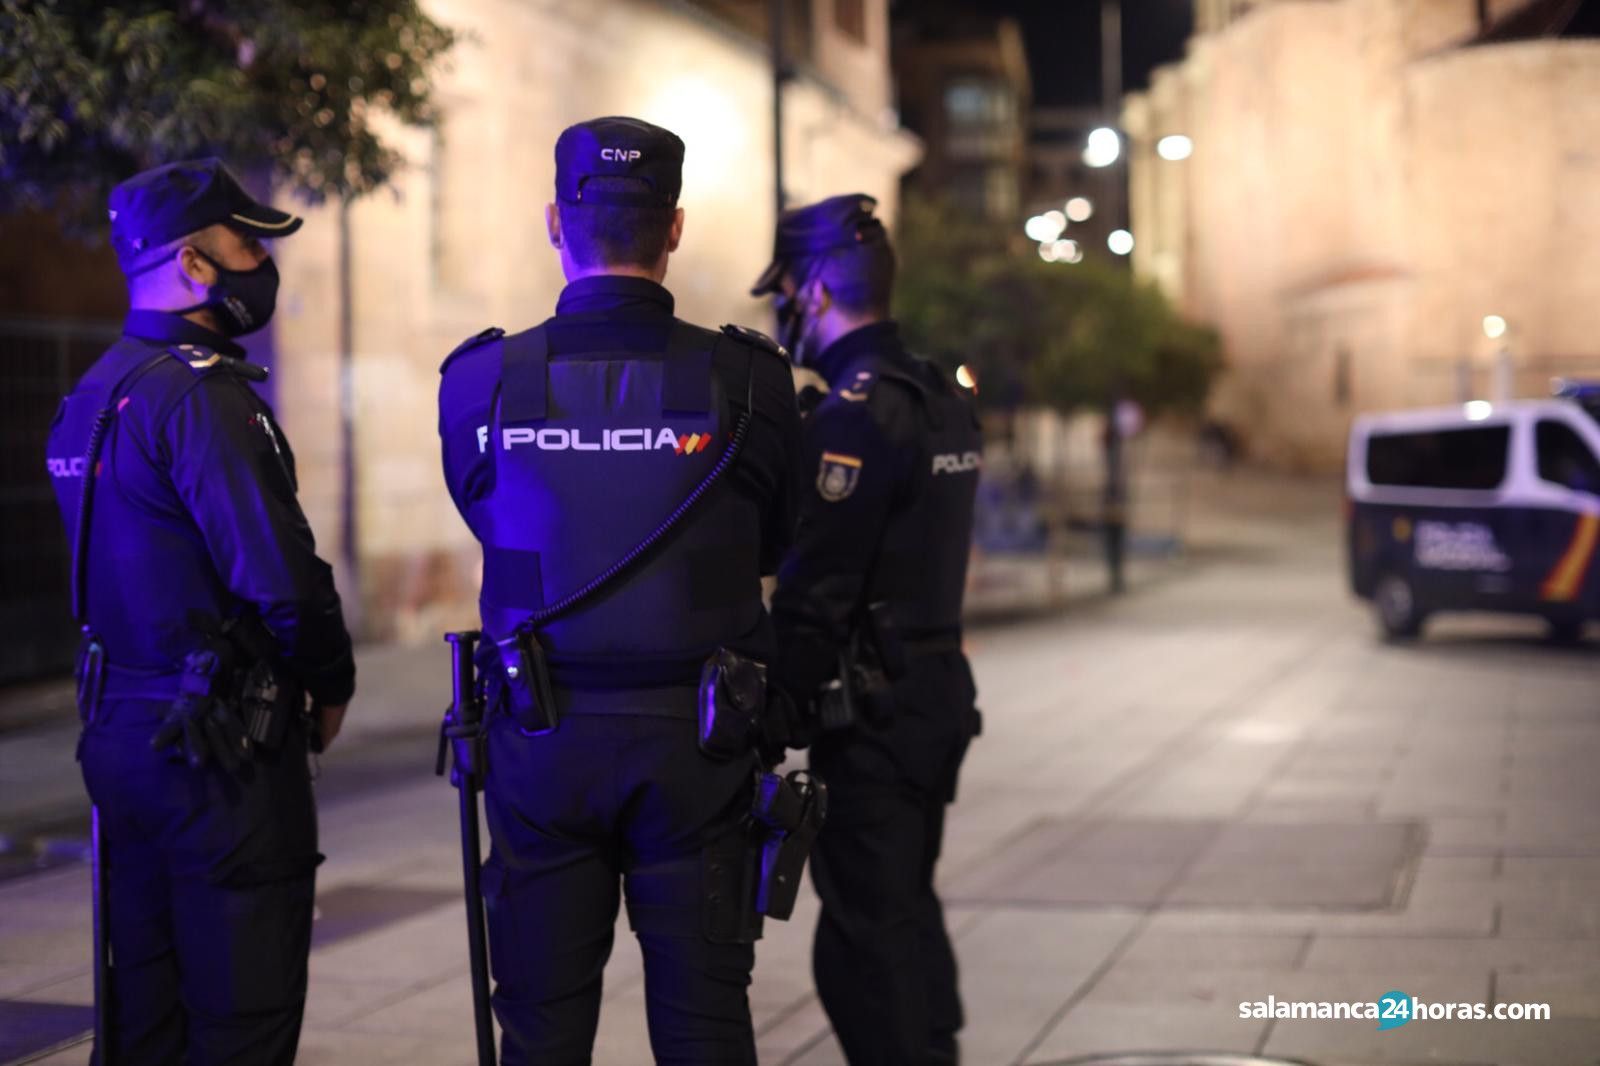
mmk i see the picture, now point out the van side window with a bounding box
[1535,420,1600,494]
[1366,426,1509,490]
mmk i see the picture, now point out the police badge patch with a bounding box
[817,451,862,502]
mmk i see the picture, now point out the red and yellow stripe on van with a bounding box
[1540,513,1600,602]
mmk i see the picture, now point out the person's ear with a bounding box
[177,244,217,289]
[665,206,685,254]
[545,203,562,249]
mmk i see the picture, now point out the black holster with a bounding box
[75,628,106,727]
[750,770,828,920]
[815,601,904,732]
[493,628,558,735]
[698,648,766,760]
[220,616,302,751]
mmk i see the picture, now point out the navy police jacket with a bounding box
[437,276,803,685]
[46,310,356,705]
[771,321,983,698]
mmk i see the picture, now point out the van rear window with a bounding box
[1366,426,1509,490]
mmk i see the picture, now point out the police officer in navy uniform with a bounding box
[45,159,356,1064]
[437,117,803,1064]
[752,194,984,1065]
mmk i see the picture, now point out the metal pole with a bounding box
[770,0,787,218]
[91,805,112,1065]
[337,199,361,634]
[444,631,495,1066]
[1101,0,1125,234]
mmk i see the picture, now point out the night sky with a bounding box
[968,0,1195,106]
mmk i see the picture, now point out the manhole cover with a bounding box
[1036,1049,1312,1056]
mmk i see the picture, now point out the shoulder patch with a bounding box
[720,323,789,362]
[439,326,506,374]
[816,450,863,502]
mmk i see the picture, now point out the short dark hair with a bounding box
[805,238,896,317]
[560,178,674,270]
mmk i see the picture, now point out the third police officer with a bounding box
[753,194,985,1066]
[437,117,805,1064]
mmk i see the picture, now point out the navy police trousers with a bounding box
[79,699,319,1066]
[808,651,978,1066]
[481,691,761,1066]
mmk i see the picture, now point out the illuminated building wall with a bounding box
[1125,0,1600,469]
[272,0,921,637]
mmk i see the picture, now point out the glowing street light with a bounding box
[1053,239,1082,264]
[1065,196,1093,222]
[1025,212,1065,243]
[1157,134,1193,161]
[1482,315,1508,340]
[1038,241,1060,262]
[955,364,977,390]
[1108,229,1135,256]
[1084,127,1120,168]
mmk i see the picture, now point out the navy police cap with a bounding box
[750,193,885,296]
[555,116,684,208]
[108,158,302,273]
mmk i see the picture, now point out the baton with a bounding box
[442,630,495,1066]
[91,804,112,1064]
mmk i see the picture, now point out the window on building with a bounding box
[1366,426,1510,491]
[944,78,1012,130]
[1536,420,1600,494]
[834,0,866,43]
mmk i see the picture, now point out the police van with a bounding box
[1347,383,1600,641]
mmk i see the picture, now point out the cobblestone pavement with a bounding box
[4,471,1599,1064]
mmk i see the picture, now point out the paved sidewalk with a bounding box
[4,471,1600,1064]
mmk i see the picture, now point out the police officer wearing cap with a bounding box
[44,159,356,1064]
[753,194,984,1066]
[437,116,803,1064]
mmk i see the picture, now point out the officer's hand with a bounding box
[757,689,813,767]
[315,702,348,751]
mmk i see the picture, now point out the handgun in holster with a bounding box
[816,601,906,731]
[750,770,829,920]
[494,627,558,735]
[220,615,304,752]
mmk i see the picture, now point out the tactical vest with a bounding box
[469,321,765,683]
[46,343,250,668]
[866,361,983,638]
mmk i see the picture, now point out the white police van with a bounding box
[1347,383,1600,641]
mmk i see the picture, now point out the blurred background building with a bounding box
[891,9,1031,223]
[1126,0,1600,468]
[275,0,919,641]
[0,0,921,673]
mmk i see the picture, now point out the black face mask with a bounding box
[775,264,826,367]
[177,250,281,337]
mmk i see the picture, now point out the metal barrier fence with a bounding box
[1,317,122,684]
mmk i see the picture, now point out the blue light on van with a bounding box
[1464,400,1493,421]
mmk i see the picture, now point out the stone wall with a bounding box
[269,0,920,639]
[1126,0,1600,470]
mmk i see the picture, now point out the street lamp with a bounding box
[1025,213,1065,243]
[1107,229,1134,256]
[1065,196,1093,222]
[1157,134,1193,161]
[1482,315,1508,340]
[1084,126,1120,168]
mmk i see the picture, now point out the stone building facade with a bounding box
[269,0,920,637]
[1124,0,1600,469]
